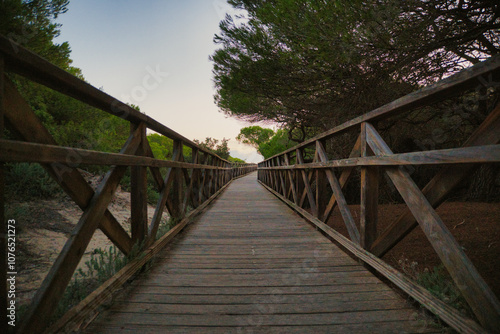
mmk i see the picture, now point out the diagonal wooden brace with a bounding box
[365,123,500,330]
[371,102,500,257]
[3,78,133,255]
[316,141,360,244]
[19,127,142,334]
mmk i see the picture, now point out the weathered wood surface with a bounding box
[85,174,438,333]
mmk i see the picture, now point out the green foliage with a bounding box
[51,245,130,322]
[258,129,295,159]
[5,163,61,200]
[148,133,174,160]
[416,265,472,316]
[0,0,72,69]
[228,156,246,163]
[194,137,231,160]
[236,126,274,148]
[237,126,295,159]
[212,0,499,134]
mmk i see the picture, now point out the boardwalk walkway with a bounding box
[86,173,437,333]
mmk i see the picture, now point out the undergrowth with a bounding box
[399,258,474,326]
[416,265,472,317]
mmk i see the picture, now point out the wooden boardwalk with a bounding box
[86,173,438,333]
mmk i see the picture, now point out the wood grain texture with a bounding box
[85,174,435,333]
[259,178,486,334]
[371,101,500,257]
[262,54,500,161]
[365,123,500,331]
[20,128,142,334]
[3,79,134,255]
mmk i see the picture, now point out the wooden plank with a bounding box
[130,122,148,245]
[360,123,378,250]
[81,174,437,333]
[89,309,423,327]
[20,130,142,333]
[109,299,409,315]
[315,141,360,244]
[46,171,234,334]
[124,285,394,299]
[262,54,500,161]
[3,79,133,255]
[371,102,500,257]
[259,180,486,334]
[365,123,500,331]
[84,322,441,334]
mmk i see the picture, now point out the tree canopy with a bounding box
[237,126,295,159]
[211,0,500,139]
[193,137,232,160]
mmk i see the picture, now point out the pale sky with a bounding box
[55,0,264,163]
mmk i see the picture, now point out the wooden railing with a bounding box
[258,56,500,333]
[0,34,256,333]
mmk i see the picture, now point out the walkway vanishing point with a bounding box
[84,173,436,333]
[2,35,499,333]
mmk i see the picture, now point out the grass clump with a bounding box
[50,245,132,322]
[416,265,472,316]
[5,163,62,200]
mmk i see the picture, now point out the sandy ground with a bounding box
[11,176,168,306]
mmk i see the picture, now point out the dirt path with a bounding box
[12,182,167,306]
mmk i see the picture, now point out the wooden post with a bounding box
[170,140,183,220]
[315,141,328,221]
[295,149,305,207]
[360,123,378,250]
[0,55,7,334]
[130,123,148,246]
[284,153,298,204]
[365,123,500,330]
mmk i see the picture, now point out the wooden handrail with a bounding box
[263,55,500,161]
[0,34,226,160]
[0,33,257,333]
[258,57,500,333]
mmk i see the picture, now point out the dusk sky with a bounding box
[55,0,265,162]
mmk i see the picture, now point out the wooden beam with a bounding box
[261,55,500,162]
[322,135,361,223]
[46,173,234,334]
[258,144,500,170]
[284,153,298,204]
[19,131,141,334]
[365,123,500,330]
[142,139,165,191]
[360,123,378,250]
[296,149,317,216]
[371,102,500,257]
[183,149,200,215]
[0,139,232,170]
[3,79,133,255]
[258,180,486,334]
[130,123,148,245]
[0,35,232,163]
[169,140,184,219]
[316,141,360,244]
